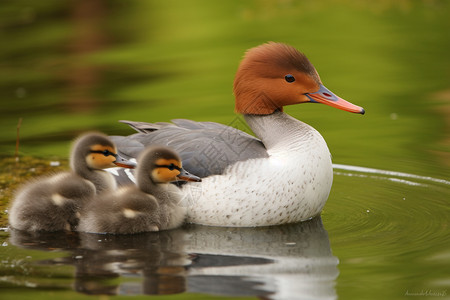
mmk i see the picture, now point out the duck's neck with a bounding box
[137,172,172,203]
[72,161,115,193]
[244,110,316,154]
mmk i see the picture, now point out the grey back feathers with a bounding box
[111,118,268,179]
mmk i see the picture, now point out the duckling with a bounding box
[78,146,201,234]
[8,132,136,232]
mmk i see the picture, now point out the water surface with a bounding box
[1,166,448,299]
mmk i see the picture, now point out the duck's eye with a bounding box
[90,149,117,157]
[285,74,295,83]
[155,163,181,171]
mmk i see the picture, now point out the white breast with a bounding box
[182,118,333,227]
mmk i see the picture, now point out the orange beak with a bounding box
[305,84,365,114]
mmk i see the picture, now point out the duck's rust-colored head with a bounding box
[234,42,365,115]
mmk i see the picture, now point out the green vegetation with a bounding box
[0,157,69,227]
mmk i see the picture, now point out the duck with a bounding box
[109,42,365,227]
[8,132,136,232]
[77,146,201,234]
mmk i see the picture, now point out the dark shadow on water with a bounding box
[9,217,338,299]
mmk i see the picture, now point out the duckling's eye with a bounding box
[106,151,118,158]
[285,74,295,83]
[155,163,181,171]
[90,150,117,158]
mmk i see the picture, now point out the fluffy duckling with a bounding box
[9,132,136,232]
[78,146,201,234]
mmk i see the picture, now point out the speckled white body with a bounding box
[181,111,333,227]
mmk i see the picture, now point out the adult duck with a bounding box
[110,42,365,227]
[9,132,136,232]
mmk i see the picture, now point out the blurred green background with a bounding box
[0,1,450,299]
[0,0,449,180]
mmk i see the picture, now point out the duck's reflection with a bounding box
[9,217,338,299]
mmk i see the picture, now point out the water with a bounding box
[1,166,448,299]
[1,1,449,299]
[327,166,450,299]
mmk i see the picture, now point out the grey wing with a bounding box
[111,119,269,178]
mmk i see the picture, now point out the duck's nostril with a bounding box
[323,92,332,98]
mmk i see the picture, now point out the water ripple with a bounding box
[333,164,450,186]
[326,163,450,295]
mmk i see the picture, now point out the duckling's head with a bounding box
[234,42,365,115]
[70,132,136,171]
[136,146,201,186]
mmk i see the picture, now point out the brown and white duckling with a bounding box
[78,146,201,234]
[8,132,136,232]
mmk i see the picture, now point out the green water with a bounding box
[1,1,449,299]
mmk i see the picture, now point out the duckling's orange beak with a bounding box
[305,84,365,114]
[113,154,137,169]
[177,168,202,182]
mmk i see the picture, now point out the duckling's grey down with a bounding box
[78,146,201,234]
[8,132,136,232]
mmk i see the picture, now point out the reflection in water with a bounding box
[9,217,338,299]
